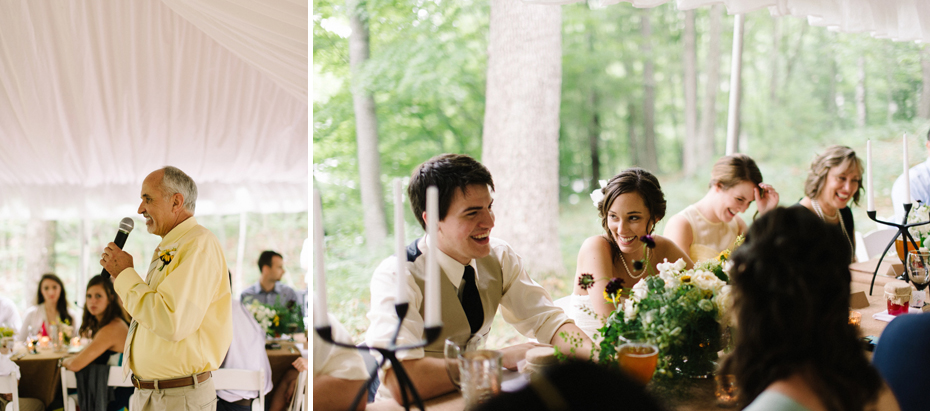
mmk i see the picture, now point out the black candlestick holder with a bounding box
[867,203,930,295]
[315,302,442,411]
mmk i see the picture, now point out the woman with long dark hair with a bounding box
[721,207,884,410]
[62,274,131,411]
[565,168,693,338]
[18,273,80,340]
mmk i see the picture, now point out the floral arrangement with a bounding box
[597,258,734,380]
[246,298,306,338]
[693,235,743,283]
[907,202,930,247]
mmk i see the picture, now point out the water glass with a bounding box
[444,333,485,389]
[459,350,502,410]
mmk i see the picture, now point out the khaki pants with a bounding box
[133,375,218,411]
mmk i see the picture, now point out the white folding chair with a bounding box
[288,370,307,411]
[61,366,135,411]
[212,369,265,411]
[861,228,898,260]
[0,374,19,411]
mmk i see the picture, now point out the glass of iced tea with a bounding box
[617,340,659,385]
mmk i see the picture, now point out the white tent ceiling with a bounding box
[0,0,309,220]
[528,0,930,43]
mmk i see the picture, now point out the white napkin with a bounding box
[0,353,21,380]
[872,308,922,322]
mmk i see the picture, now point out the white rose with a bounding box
[631,279,648,300]
[623,298,638,321]
[656,258,674,275]
[590,189,605,207]
[672,258,687,272]
[714,285,733,319]
[692,270,724,291]
[659,270,680,289]
[698,299,714,312]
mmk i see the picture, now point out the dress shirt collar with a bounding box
[423,235,476,289]
[158,216,198,249]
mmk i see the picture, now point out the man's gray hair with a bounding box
[160,166,198,213]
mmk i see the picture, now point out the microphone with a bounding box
[102,217,134,278]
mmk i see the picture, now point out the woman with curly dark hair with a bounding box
[721,207,884,410]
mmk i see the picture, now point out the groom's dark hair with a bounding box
[408,154,494,230]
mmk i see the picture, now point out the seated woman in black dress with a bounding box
[795,145,862,262]
[62,274,131,411]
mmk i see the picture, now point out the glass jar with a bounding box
[885,281,912,316]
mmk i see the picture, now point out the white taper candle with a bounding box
[394,179,409,304]
[313,188,330,327]
[867,140,874,212]
[425,186,441,328]
[904,133,911,204]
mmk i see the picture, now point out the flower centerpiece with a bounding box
[597,256,734,380]
[246,298,306,338]
[907,202,930,247]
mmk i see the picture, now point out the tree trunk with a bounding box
[770,17,780,103]
[348,0,387,251]
[827,33,838,124]
[682,10,698,176]
[589,90,601,191]
[640,10,659,173]
[481,0,563,275]
[588,31,600,190]
[919,45,930,119]
[699,5,722,161]
[725,13,745,155]
[25,219,56,304]
[856,55,867,128]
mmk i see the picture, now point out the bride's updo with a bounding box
[595,168,666,262]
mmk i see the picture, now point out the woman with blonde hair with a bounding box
[796,145,862,261]
[665,154,779,262]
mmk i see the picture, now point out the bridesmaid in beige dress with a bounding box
[664,154,780,263]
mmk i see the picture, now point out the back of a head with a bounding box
[407,153,494,229]
[724,207,879,410]
[477,360,666,411]
[709,154,763,189]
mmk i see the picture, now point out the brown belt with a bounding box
[231,399,252,407]
[132,371,212,390]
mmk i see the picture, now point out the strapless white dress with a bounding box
[554,294,604,342]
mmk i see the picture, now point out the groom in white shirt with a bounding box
[365,154,592,404]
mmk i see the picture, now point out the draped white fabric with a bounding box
[160,0,309,103]
[526,0,930,43]
[0,0,308,220]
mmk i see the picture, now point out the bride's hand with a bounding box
[755,183,780,214]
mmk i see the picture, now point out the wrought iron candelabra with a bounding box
[315,303,442,411]
[867,203,930,295]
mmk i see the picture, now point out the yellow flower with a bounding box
[716,249,730,262]
[603,290,621,305]
[680,275,691,283]
[273,315,280,327]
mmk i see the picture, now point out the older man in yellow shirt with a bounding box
[101,166,232,411]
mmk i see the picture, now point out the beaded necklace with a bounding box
[618,247,650,279]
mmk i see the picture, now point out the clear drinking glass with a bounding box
[459,350,502,410]
[907,250,930,296]
[444,333,486,389]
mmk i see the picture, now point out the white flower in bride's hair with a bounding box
[590,180,609,208]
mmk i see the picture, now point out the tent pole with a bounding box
[78,218,89,308]
[725,13,745,155]
[234,211,248,300]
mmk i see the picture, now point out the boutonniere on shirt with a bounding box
[157,246,178,271]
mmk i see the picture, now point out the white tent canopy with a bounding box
[527,0,930,43]
[0,0,309,220]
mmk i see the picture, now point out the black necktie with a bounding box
[461,265,484,334]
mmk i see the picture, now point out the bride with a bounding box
[563,168,693,340]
